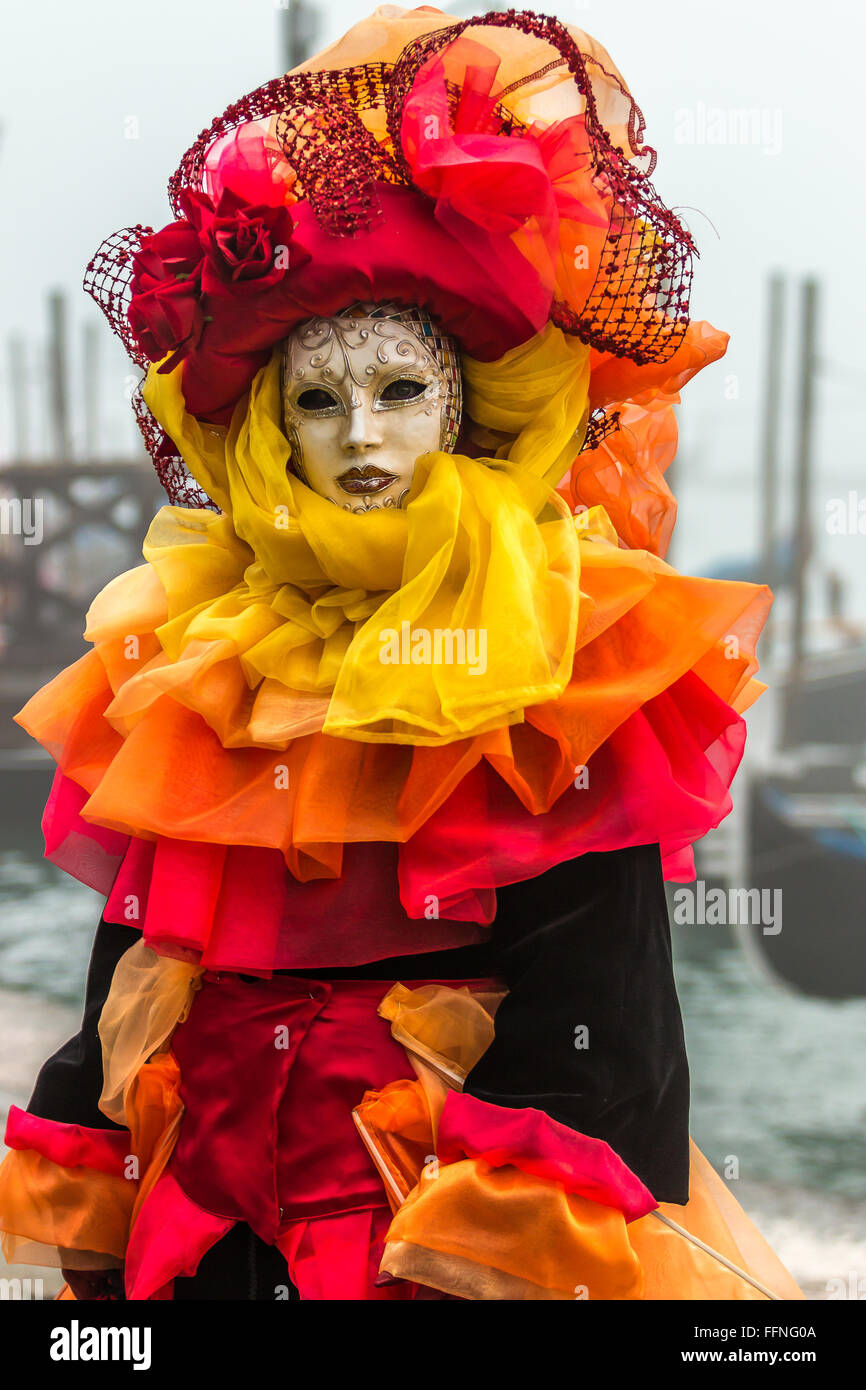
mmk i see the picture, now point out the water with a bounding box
[0,842,864,1296]
[0,850,101,1005]
[674,923,866,1202]
[672,921,866,1294]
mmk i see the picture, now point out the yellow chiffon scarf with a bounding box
[137,324,592,745]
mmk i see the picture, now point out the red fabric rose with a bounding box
[127,222,205,369]
[180,188,294,296]
[127,187,296,377]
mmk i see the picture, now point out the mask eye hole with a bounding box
[380,377,427,404]
[295,386,341,413]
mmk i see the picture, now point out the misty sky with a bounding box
[2,0,864,593]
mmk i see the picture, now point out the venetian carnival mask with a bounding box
[280,302,462,512]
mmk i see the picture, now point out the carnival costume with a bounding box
[0,7,803,1300]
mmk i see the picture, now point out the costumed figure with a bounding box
[0,7,803,1301]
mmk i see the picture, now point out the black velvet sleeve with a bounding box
[27,917,141,1131]
[464,843,691,1204]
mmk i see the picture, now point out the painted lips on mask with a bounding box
[336,464,400,495]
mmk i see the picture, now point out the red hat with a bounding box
[84,9,694,504]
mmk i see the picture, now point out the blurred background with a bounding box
[1,0,864,1299]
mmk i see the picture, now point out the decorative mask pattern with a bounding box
[281,301,462,512]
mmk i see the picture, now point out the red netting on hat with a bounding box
[84,228,214,508]
[273,95,397,236]
[171,65,400,224]
[131,387,214,510]
[83,226,152,368]
[581,407,621,455]
[83,8,695,505]
[384,9,693,364]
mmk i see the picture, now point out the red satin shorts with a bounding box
[125,970,494,1299]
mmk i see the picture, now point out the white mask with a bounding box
[281,303,462,511]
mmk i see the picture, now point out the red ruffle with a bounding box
[437,1091,657,1224]
[400,670,746,915]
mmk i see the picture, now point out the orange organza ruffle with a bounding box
[125,1056,185,1228]
[0,1053,182,1269]
[588,318,730,413]
[629,1145,805,1302]
[0,1148,131,1270]
[15,513,769,871]
[567,320,730,558]
[374,1136,804,1301]
[355,984,804,1301]
[383,1156,645,1300]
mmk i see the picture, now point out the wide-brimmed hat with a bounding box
[85,7,694,503]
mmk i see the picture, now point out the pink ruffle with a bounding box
[124,1170,234,1300]
[42,772,129,898]
[41,771,488,968]
[437,1091,657,1223]
[5,1105,130,1177]
[398,671,746,914]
